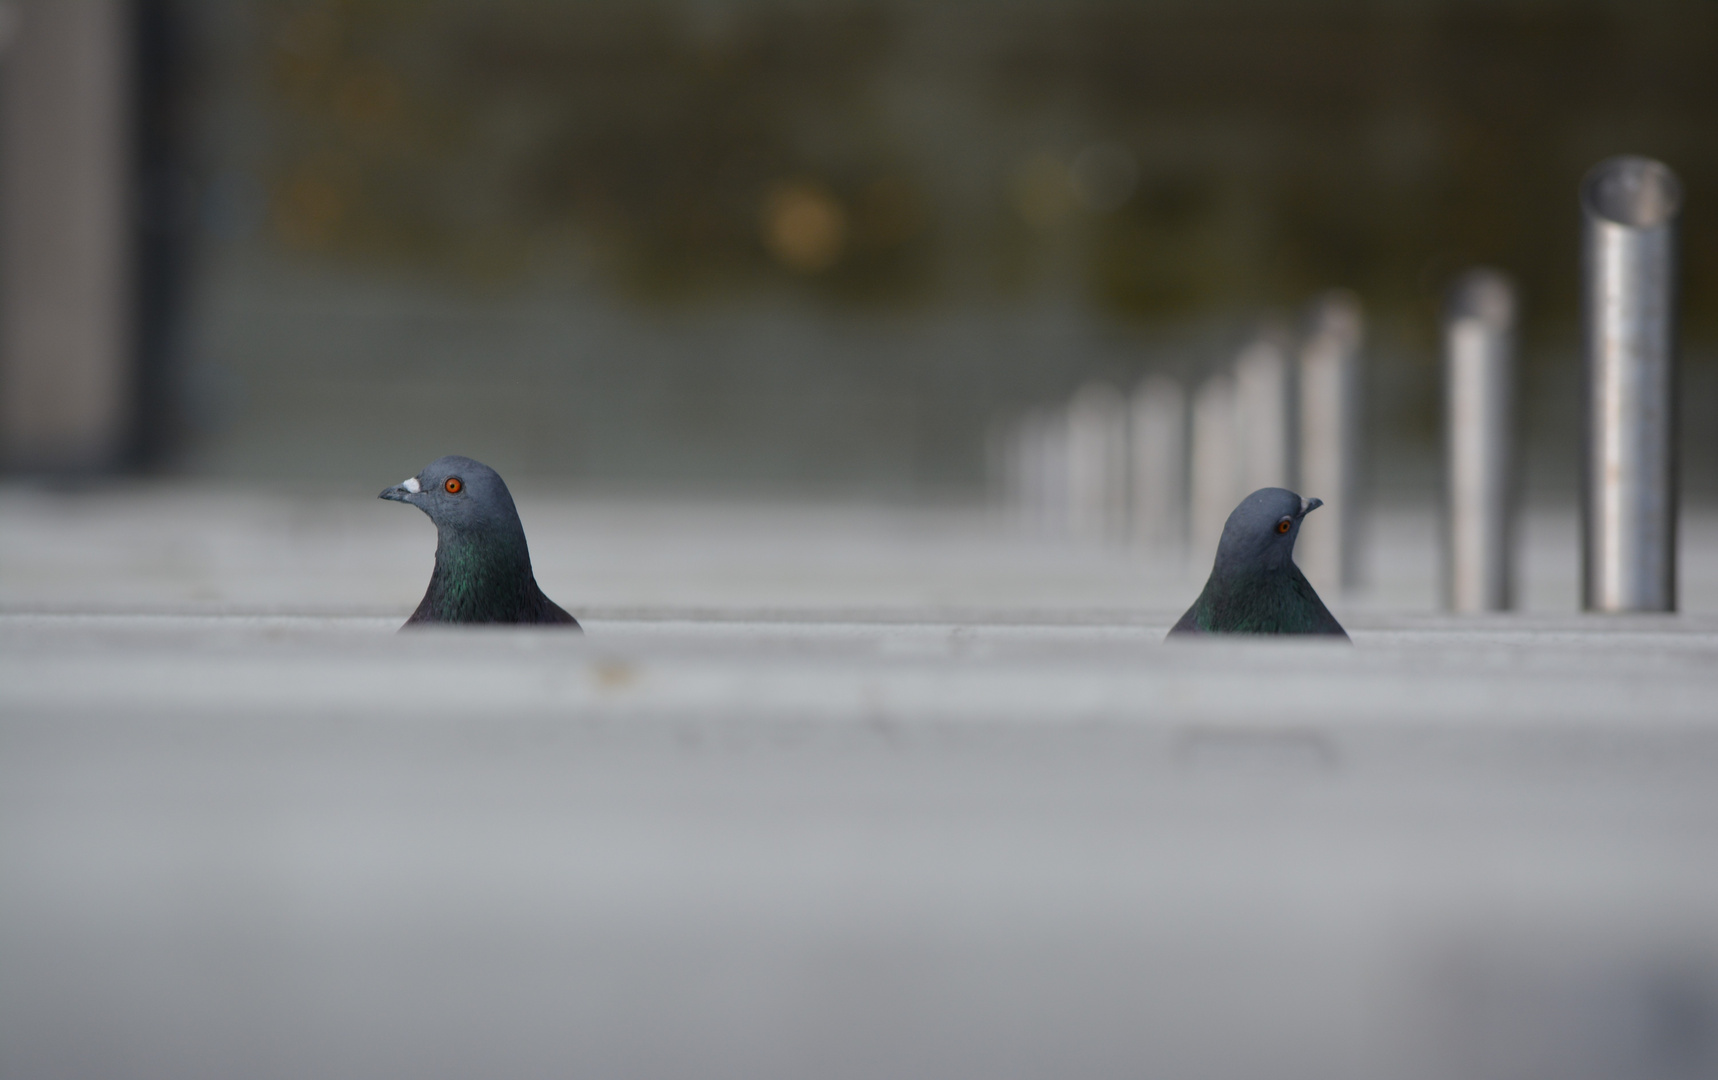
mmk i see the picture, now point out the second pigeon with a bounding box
[380,455,580,629]
[1169,487,1347,639]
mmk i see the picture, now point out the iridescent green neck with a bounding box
[1193,564,1319,635]
[419,526,537,623]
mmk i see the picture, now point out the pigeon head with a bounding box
[1169,486,1346,638]
[379,455,579,628]
[379,455,523,536]
[1213,487,1322,574]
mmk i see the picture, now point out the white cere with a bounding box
[402,476,421,493]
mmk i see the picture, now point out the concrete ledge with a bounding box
[4,492,1718,1079]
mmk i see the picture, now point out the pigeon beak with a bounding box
[380,476,423,502]
[1300,496,1324,516]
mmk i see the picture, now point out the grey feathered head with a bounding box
[1213,487,1322,573]
[379,455,523,534]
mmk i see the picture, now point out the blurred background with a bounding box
[8,9,1718,1080]
[2,0,1715,501]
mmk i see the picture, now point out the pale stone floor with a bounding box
[3,485,1718,1080]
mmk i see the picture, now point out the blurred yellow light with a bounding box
[275,160,348,250]
[1011,153,1073,231]
[763,181,847,273]
[335,68,402,130]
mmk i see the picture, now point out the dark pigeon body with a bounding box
[1169,487,1347,639]
[380,455,580,629]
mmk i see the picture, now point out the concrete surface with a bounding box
[3,486,1718,1080]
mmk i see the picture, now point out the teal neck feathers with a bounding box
[1190,563,1342,636]
[413,525,541,624]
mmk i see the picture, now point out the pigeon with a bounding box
[1168,487,1347,639]
[380,455,580,629]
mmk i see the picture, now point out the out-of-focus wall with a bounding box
[4,0,1717,496]
[0,0,133,472]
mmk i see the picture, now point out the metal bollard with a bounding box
[1233,334,1294,494]
[999,412,1036,529]
[1297,292,1363,594]
[1580,156,1682,612]
[1028,407,1071,538]
[1130,375,1186,552]
[1005,407,1067,537]
[1189,373,1238,561]
[1066,382,1130,544]
[1443,272,1516,612]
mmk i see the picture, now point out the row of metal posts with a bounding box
[1002,154,1683,613]
[1445,155,1682,613]
[999,289,1362,596]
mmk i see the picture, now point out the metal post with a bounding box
[1130,375,1185,552]
[1066,381,1129,545]
[1443,272,1516,612]
[1189,373,1238,561]
[1233,334,1294,494]
[1010,407,1069,538]
[1580,156,1681,612]
[1297,292,1362,594]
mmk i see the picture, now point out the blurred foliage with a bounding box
[260,0,932,300]
[993,2,1718,337]
[247,0,1718,336]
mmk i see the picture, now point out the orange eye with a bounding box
[443,477,463,494]
[1276,519,1292,534]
